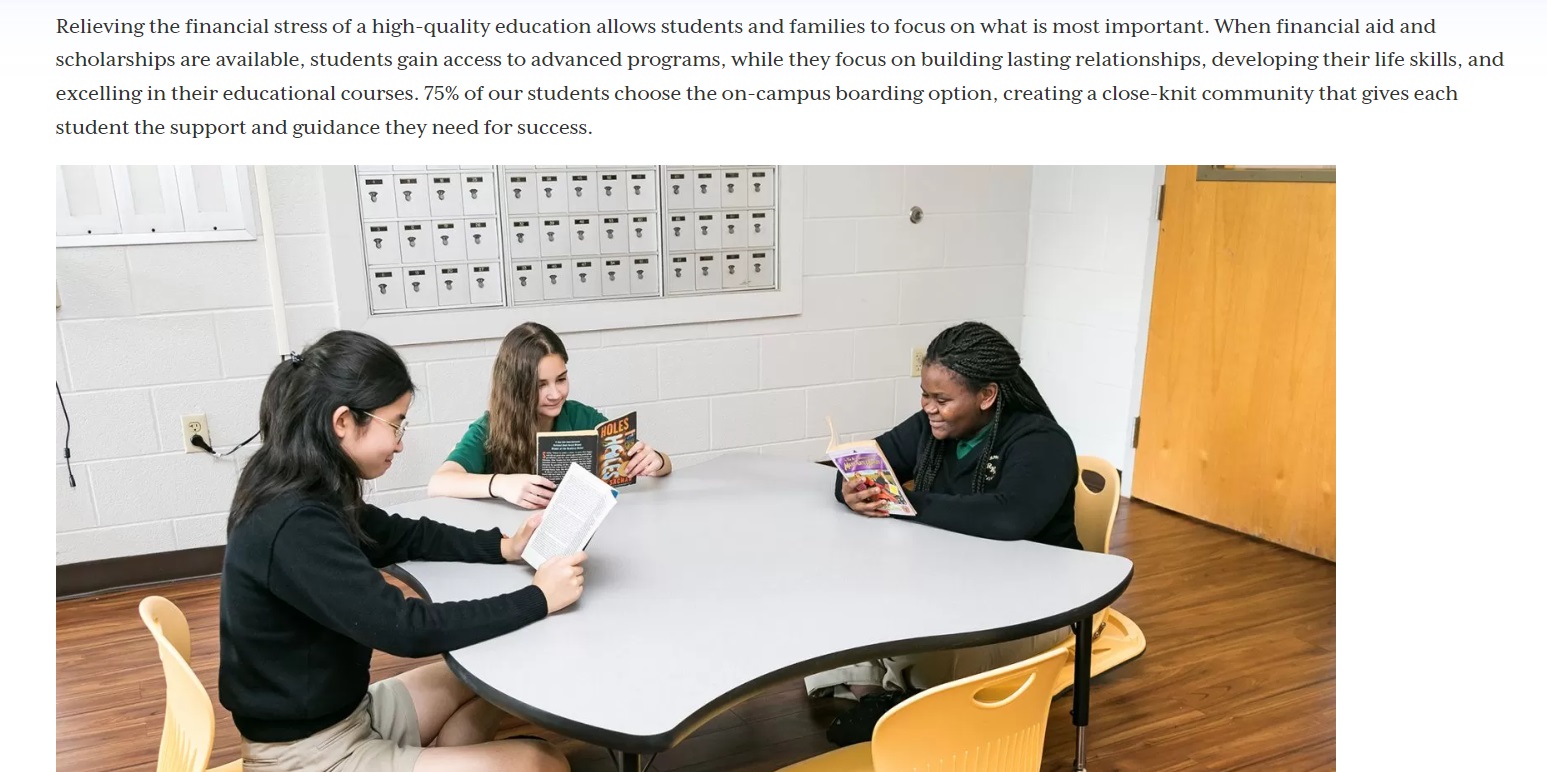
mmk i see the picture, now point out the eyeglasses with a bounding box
[363,411,408,441]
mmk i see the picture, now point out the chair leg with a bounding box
[1072,614,1092,772]
[610,750,651,772]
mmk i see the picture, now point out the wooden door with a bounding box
[1132,166,1335,559]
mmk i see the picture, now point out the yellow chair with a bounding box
[1050,455,1147,693]
[780,645,1072,771]
[138,596,243,772]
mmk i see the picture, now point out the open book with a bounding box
[520,462,620,570]
[536,411,639,487]
[825,417,916,516]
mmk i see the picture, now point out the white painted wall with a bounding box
[54,166,1034,564]
[1021,166,1164,496]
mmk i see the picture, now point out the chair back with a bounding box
[139,596,218,772]
[1073,455,1121,555]
[868,646,1072,771]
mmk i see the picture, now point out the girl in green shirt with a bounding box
[428,322,673,508]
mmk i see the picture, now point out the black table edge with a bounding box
[387,563,1134,755]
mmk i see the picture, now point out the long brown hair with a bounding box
[485,322,568,474]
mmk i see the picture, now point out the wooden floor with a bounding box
[57,499,1335,771]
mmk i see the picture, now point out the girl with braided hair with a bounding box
[840,320,1081,546]
[807,321,1083,743]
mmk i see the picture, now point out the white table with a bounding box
[392,453,1133,771]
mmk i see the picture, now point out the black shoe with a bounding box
[824,689,916,747]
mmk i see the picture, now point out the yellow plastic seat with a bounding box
[138,596,243,772]
[1050,456,1147,694]
[781,645,1071,771]
[780,742,876,772]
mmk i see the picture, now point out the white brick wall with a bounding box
[760,331,854,389]
[804,166,906,217]
[57,522,176,565]
[56,247,134,318]
[53,166,1045,564]
[56,467,95,533]
[1022,166,1163,494]
[804,381,895,439]
[424,358,496,424]
[173,513,232,551]
[614,399,711,455]
[898,266,1027,324]
[210,309,280,378]
[55,388,159,462]
[60,317,224,390]
[56,335,72,391]
[656,338,760,399]
[711,390,808,449]
[276,235,337,305]
[803,219,858,276]
[149,379,267,452]
[568,345,661,407]
[126,241,271,314]
[857,215,942,272]
[88,452,249,526]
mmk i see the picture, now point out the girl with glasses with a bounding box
[221,330,580,772]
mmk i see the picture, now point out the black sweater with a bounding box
[218,493,549,742]
[836,410,1083,549]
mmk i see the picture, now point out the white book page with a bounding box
[521,462,619,569]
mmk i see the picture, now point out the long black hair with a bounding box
[228,330,415,539]
[915,321,1055,494]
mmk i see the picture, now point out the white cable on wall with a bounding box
[253,166,290,358]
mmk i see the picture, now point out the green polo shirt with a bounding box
[955,422,994,460]
[445,400,608,474]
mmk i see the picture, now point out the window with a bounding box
[56,165,257,245]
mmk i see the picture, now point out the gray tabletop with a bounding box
[391,452,1134,753]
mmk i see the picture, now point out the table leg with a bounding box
[612,750,644,772]
[1071,614,1093,772]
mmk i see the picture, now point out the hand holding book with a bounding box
[839,474,899,517]
[825,416,916,517]
[500,511,545,561]
[622,440,666,478]
[491,473,557,510]
[531,551,587,614]
[520,462,620,570]
[537,411,641,488]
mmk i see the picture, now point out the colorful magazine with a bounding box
[825,416,916,516]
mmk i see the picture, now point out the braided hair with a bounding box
[914,321,1055,494]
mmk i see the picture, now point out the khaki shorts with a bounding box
[241,678,423,772]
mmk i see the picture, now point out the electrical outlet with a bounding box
[182,413,210,454]
[910,347,925,377]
